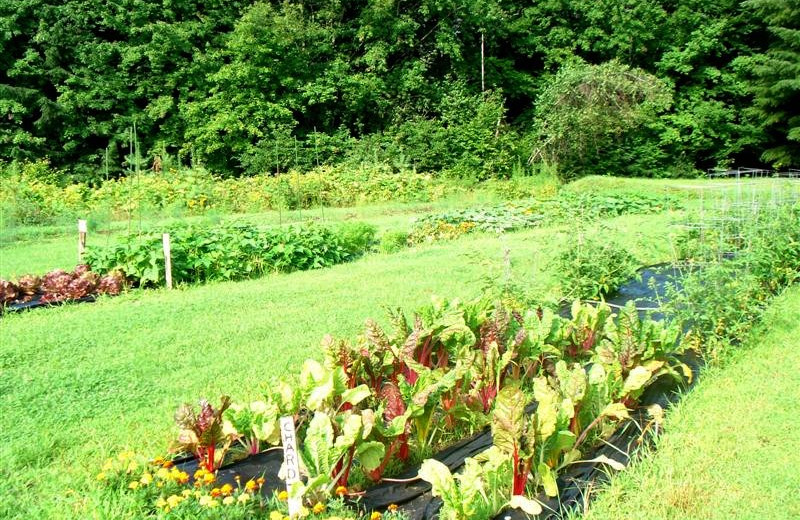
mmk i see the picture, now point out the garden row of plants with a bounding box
[1,160,555,229]
[401,191,681,247]
[0,265,124,310]
[96,200,800,519]
[99,296,688,520]
[0,222,376,310]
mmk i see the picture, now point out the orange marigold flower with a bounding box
[388,504,398,512]
[256,477,265,486]
[220,483,234,496]
[210,487,222,498]
[163,460,174,469]
[152,456,165,466]
[335,486,347,497]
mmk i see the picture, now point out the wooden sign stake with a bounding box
[162,233,173,289]
[280,416,302,518]
[77,219,87,262]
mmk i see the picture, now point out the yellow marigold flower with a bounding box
[210,487,222,498]
[118,450,134,461]
[245,480,258,492]
[194,469,207,480]
[277,490,289,501]
[177,472,189,485]
[220,483,234,496]
[157,481,164,488]
[96,472,106,481]
[203,472,216,485]
[152,456,165,466]
[128,481,139,490]
[155,497,167,509]
[312,502,325,514]
[387,504,398,512]
[238,492,251,504]
[198,495,213,506]
[370,512,382,520]
[335,485,348,497]
[223,496,235,506]
[126,461,139,473]
[167,494,183,509]
[140,473,153,485]
[182,489,192,498]
[269,512,283,520]
[156,467,169,480]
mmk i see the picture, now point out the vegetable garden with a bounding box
[1,176,798,520]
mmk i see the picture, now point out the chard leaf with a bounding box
[622,365,653,395]
[356,441,386,471]
[538,462,559,497]
[302,412,334,477]
[491,385,525,456]
[418,459,455,498]
[510,495,543,515]
[341,385,371,407]
[601,402,630,420]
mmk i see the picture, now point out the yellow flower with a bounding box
[152,456,165,466]
[198,495,213,506]
[245,480,258,492]
[223,496,235,506]
[269,512,283,520]
[96,472,106,481]
[128,481,140,490]
[167,494,183,509]
[118,450,135,461]
[335,485,348,497]
[126,461,139,473]
[312,502,325,514]
[194,468,207,480]
[203,472,216,485]
[220,483,234,496]
[370,512,382,520]
[210,487,222,498]
[176,471,189,485]
[156,467,169,480]
[238,493,251,504]
[140,473,153,485]
[388,504,398,512]
[277,490,289,501]
[182,489,192,498]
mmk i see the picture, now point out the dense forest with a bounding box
[1,0,798,182]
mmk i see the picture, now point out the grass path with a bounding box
[582,285,800,520]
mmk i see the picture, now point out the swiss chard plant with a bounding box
[172,396,233,472]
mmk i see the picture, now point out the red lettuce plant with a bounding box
[173,396,233,472]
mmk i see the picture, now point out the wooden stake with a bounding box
[78,219,87,262]
[162,233,173,289]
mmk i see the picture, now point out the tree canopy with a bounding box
[0,0,795,181]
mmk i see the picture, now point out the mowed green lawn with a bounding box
[582,285,800,520]
[0,211,676,519]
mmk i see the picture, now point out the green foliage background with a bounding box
[1,0,797,179]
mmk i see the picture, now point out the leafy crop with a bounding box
[1,265,124,308]
[85,222,376,287]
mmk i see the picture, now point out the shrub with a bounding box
[553,231,639,300]
[379,230,410,254]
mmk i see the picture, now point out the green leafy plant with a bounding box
[172,396,233,472]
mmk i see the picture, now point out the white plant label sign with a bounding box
[280,416,302,517]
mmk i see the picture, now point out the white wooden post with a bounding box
[77,219,87,262]
[280,416,302,518]
[162,233,173,289]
